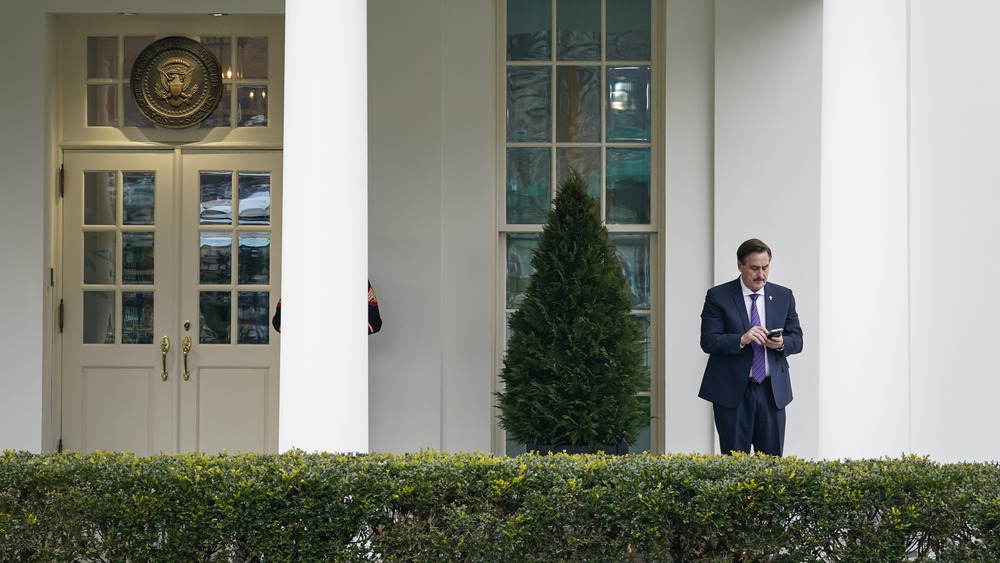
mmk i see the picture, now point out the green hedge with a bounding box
[2,450,999,562]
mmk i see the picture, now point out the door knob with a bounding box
[160,336,170,380]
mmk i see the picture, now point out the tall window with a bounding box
[500,0,659,455]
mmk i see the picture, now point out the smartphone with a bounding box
[767,328,784,339]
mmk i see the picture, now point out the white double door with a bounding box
[60,149,281,455]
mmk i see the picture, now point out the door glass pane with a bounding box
[85,171,117,226]
[606,148,650,224]
[87,37,117,79]
[200,291,231,344]
[557,0,600,61]
[238,37,268,78]
[238,233,270,284]
[238,291,270,344]
[556,66,600,142]
[507,67,551,142]
[606,66,651,142]
[505,233,540,308]
[237,86,268,127]
[238,172,271,225]
[88,84,118,127]
[83,291,116,344]
[122,291,154,344]
[200,172,233,224]
[123,172,155,225]
[607,0,651,61]
[506,148,551,224]
[200,233,233,284]
[507,0,551,61]
[122,232,154,284]
[609,233,650,309]
[84,232,116,285]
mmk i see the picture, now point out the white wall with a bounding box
[367,0,497,453]
[662,0,717,453]
[909,0,1000,462]
[714,0,823,458]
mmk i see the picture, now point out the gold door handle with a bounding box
[160,336,170,381]
[182,336,192,381]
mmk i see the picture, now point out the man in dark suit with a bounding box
[698,238,803,456]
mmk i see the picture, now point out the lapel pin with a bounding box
[768,295,772,301]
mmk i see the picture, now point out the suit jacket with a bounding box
[698,278,803,409]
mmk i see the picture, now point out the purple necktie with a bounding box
[750,294,766,383]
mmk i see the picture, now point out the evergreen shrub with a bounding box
[496,170,648,448]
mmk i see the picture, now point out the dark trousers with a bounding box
[713,377,785,456]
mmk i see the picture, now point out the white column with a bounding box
[280,0,368,453]
[819,0,909,458]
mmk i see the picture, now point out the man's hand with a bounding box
[741,326,784,349]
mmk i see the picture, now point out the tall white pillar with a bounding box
[819,0,909,458]
[280,0,369,453]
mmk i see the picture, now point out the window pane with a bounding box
[556,66,600,142]
[507,0,551,61]
[201,36,232,77]
[237,86,268,127]
[606,148,650,224]
[506,147,551,224]
[123,85,155,128]
[507,67,551,142]
[200,291,231,344]
[238,291,269,344]
[556,147,600,196]
[557,0,600,61]
[606,66,651,142]
[238,172,271,225]
[123,172,155,225]
[84,232,116,285]
[122,232,154,284]
[633,314,651,390]
[610,233,650,309]
[122,291,154,344]
[124,36,155,74]
[200,233,232,285]
[628,396,651,454]
[238,233,270,284]
[238,37,268,78]
[607,0,651,61]
[87,36,117,79]
[85,171,117,225]
[506,233,540,308]
[84,291,116,344]
[200,172,233,224]
[88,84,118,127]
[201,84,232,128]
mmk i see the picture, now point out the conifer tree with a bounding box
[497,171,648,448]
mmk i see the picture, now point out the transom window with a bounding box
[85,34,270,129]
[500,0,659,455]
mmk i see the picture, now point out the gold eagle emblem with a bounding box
[154,58,199,107]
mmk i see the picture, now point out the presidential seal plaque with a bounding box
[130,36,224,129]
